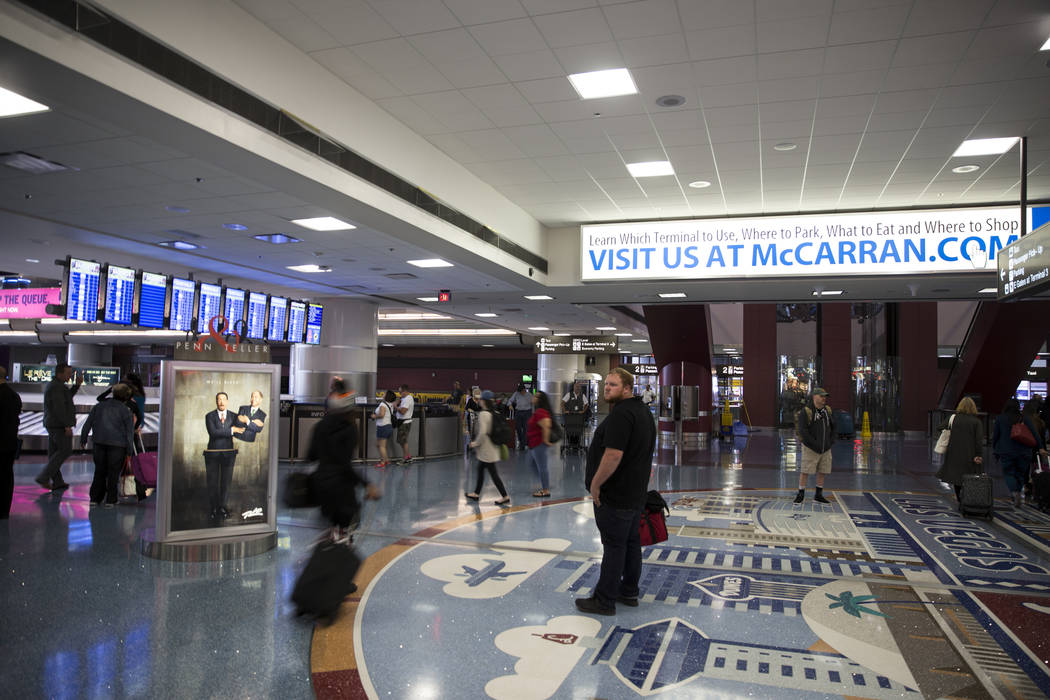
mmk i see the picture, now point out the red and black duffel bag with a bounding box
[639,490,670,546]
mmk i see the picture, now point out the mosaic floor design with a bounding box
[312,490,1050,699]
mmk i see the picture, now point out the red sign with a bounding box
[0,287,60,319]
[438,290,451,303]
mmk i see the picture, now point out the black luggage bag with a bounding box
[292,540,362,623]
[960,472,994,519]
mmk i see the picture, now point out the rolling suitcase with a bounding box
[959,472,994,519]
[291,540,362,623]
[834,410,854,439]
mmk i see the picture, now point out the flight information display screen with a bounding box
[137,271,167,329]
[305,303,323,345]
[103,265,136,325]
[65,257,101,322]
[169,277,195,332]
[223,288,246,328]
[246,292,267,339]
[197,282,222,333]
[267,296,288,342]
[287,301,307,344]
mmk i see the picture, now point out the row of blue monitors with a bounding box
[64,257,323,344]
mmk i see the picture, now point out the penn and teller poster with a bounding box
[157,361,279,541]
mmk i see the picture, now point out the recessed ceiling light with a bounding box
[482,344,495,348]
[475,312,499,318]
[952,137,1019,157]
[290,216,356,231]
[158,240,200,250]
[687,180,711,188]
[379,312,450,320]
[626,161,674,178]
[378,328,516,336]
[25,258,39,263]
[0,86,49,118]
[223,223,248,231]
[632,338,649,342]
[567,68,638,99]
[416,296,439,302]
[524,295,553,300]
[0,151,69,174]
[615,333,632,337]
[773,142,797,151]
[951,165,980,174]
[286,264,331,273]
[655,94,686,108]
[254,233,302,244]
[812,290,843,296]
[596,326,616,331]
[554,333,571,336]
[528,326,550,331]
[978,287,997,294]
[658,292,686,298]
[406,258,454,268]
[1041,36,1050,51]
[381,343,396,347]
[165,205,191,213]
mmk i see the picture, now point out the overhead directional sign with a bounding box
[998,222,1050,301]
[535,335,618,354]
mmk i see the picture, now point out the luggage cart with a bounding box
[561,413,587,455]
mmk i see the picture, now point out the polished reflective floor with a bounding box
[3,430,1049,699]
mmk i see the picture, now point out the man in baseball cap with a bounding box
[794,387,833,504]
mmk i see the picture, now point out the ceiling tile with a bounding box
[985,0,1050,25]
[760,120,813,140]
[407,28,487,64]
[756,17,831,54]
[756,49,824,80]
[685,24,755,61]
[866,110,926,132]
[533,155,591,180]
[819,70,885,97]
[515,77,578,104]
[756,0,833,22]
[712,140,760,167]
[757,76,820,102]
[949,56,1029,86]
[892,31,973,67]
[618,33,690,67]
[376,96,450,134]
[443,0,528,25]
[437,57,509,89]
[533,8,614,48]
[902,0,995,36]
[823,41,895,73]
[469,18,550,56]
[411,91,496,131]
[502,125,570,157]
[455,129,528,160]
[661,128,711,146]
[553,41,624,73]
[602,0,680,39]
[310,47,402,99]
[813,114,870,136]
[609,131,662,150]
[760,99,817,122]
[807,134,863,164]
[521,0,595,14]
[350,39,455,94]
[263,15,340,52]
[692,56,758,86]
[697,82,759,108]
[883,63,955,91]
[709,124,762,144]
[491,50,565,82]
[966,24,1046,60]
[677,0,754,31]
[818,94,877,118]
[466,158,552,185]
[298,0,399,45]
[828,5,911,44]
[234,0,300,23]
[426,133,484,162]
[462,84,545,127]
[706,104,759,127]
[874,89,938,114]
[368,0,461,35]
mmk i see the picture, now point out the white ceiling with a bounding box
[235,0,1050,225]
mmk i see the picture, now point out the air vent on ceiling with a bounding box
[655,94,686,108]
[501,308,522,313]
[384,273,418,280]
[1,151,73,174]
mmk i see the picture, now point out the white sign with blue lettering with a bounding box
[581,206,1028,281]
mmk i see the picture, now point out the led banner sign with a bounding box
[0,287,60,319]
[535,335,618,354]
[581,206,1032,281]
[997,222,1050,301]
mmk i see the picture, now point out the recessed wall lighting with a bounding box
[626,161,674,178]
[287,264,331,273]
[952,137,1019,157]
[977,287,997,294]
[596,326,616,331]
[951,165,980,174]
[0,86,49,118]
[475,312,498,318]
[773,142,797,151]
[290,216,356,231]
[406,259,454,268]
[812,290,843,296]
[524,295,553,300]
[416,296,440,302]
[254,233,302,244]
[528,326,550,331]
[658,292,686,298]
[223,223,248,231]
[25,258,39,263]
[567,68,638,99]
[687,180,711,188]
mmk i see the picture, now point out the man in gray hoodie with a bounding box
[36,363,81,491]
[80,383,135,506]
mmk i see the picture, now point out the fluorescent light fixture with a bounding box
[416,297,439,302]
[158,240,200,250]
[524,295,553,300]
[1042,36,1050,51]
[254,233,301,244]
[626,161,674,178]
[951,165,980,174]
[475,312,499,318]
[596,326,616,331]
[0,86,49,118]
[528,326,549,331]
[688,180,711,188]
[378,312,450,320]
[406,258,454,268]
[25,258,39,263]
[223,223,248,231]
[286,264,331,273]
[952,137,1019,157]
[978,287,997,293]
[554,333,571,336]
[567,68,638,99]
[812,290,843,296]
[773,142,797,152]
[482,344,495,348]
[378,328,516,336]
[381,343,396,347]
[67,330,185,339]
[615,333,632,337]
[658,292,686,298]
[632,338,649,342]
[290,216,356,231]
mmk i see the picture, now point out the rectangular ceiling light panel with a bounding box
[626,161,674,177]
[290,216,356,231]
[0,86,49,118]
[568,68,638,99]
[952,137,1020,157]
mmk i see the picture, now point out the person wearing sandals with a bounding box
[465,390,510,506]
[372,390,396,468]
[527,391,554,498]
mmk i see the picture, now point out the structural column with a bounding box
[537,354,584,415]
[290,297,378,402]
[817,303,851,406]
[897,302,938,434]
[743,303,777,428]
[644,304,714,444]
[67,343,113,366]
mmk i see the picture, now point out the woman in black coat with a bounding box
[936,397,984,503]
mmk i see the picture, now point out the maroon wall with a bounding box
[377,347,536,394]
[743,303,777,426]
[898,302,939,431]
[644,304,714,433]
[818,303,852,410]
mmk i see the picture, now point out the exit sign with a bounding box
[438,290,451,302]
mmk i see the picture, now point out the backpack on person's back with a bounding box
[487,410,514,446]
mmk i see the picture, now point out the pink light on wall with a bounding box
[0,287,60,319]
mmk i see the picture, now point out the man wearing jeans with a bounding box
[576,367,656,616]
[36,363,81,491]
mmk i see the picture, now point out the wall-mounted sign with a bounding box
[581,205,1036,281]
[997,221,1050,300]
[0,287,60,319]
[719,365,745,376]
[174,340,271,363]
[632,364,659,375]
[534,335,618,354]
[14,364,121,386]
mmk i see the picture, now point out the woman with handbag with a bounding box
[992,398,1047,507]
[372,390,397,468]
[935,397,984,504]
[465,390,510,505]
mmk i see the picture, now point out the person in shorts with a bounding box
[372,390,396,467]
[395,384,415,464]
[794,387,833,504]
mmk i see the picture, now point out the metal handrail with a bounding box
[938,300,984,407]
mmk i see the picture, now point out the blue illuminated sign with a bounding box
[169,278,195,332]
[103,265,135,325]
[223,288,245,327]
[305,303,323,345]
[287,301,306,344]
[197,283,222,333]
[246,292,266,339]
[65,258,100,322]
[137,271,167,329]
[267,296,287,342]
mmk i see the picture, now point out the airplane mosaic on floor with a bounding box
[357,492,1050,699]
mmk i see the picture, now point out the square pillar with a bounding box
[743,304,777,427]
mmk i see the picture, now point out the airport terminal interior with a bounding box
[3,1,1050,698]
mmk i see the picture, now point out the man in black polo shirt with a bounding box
[576,367,656,616]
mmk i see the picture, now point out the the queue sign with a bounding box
[997,222,1050,301]
[535,335,618,354]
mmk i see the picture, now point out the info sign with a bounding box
[0,287,60,319]
[997,222,1050,301]
[535,335,618,354]
[581,206,1030,281]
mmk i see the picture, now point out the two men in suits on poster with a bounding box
[203,390,267,521]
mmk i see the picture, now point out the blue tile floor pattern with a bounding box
[2,431,1050,698]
